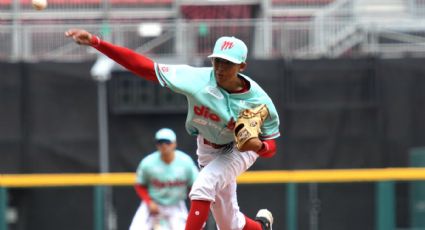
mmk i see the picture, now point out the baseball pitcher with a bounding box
[66,29,280,230]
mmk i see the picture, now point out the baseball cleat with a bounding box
[255,209,273,230]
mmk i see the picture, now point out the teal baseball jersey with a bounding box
[136,150,198,206]
[154,64,280,144]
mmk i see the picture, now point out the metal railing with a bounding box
[313,0,359,57]
[1,0,425,61]
[2,20,425,61]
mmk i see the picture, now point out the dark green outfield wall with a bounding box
[1,58,424,230]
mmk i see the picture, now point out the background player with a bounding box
[65,29,280,230]
[130,128,198,230]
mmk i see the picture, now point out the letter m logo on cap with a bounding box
[221,41,234,50]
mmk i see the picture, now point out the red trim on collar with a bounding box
[229,77,249,94]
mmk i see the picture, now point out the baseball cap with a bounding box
[208,36,248,64]
[155,128,176,142]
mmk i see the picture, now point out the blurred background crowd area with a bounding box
[1,0,425,62]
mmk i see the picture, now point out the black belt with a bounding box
[203,138,232,149]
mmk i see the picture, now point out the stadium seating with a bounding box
[272,0,334,5]
[0,0,173,6]
[0,0,335,7]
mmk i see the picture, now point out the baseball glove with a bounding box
[234,104,269,150]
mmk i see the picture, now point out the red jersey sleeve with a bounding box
[90,36,158,82]
[134,184,152,204]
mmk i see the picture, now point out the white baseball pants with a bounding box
[189,135,259,230]
[129,201,188,230]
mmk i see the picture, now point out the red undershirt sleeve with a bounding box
[90,36,158,82]
[134,184,152,205]
[257,139,277,158]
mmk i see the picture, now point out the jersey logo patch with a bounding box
[205,86,224,100]
[194,105,221,122]
[239,100,259,108]
[193,118,208,126]
[221,41,234,50]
